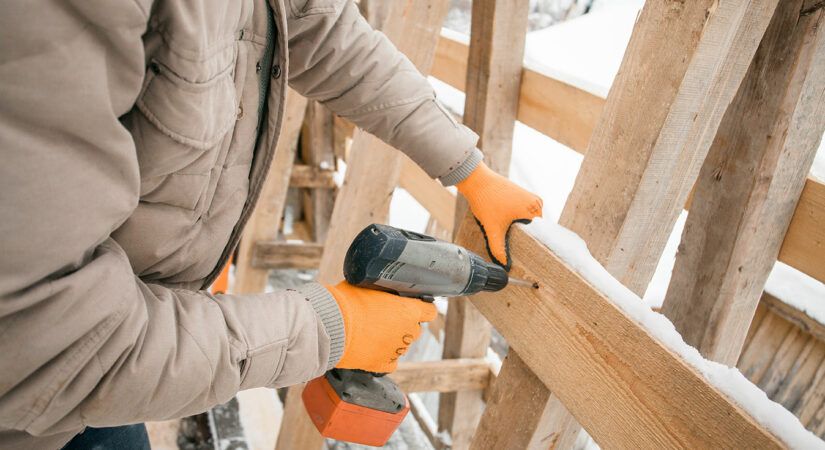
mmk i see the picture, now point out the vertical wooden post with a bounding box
[275,2,451,448]
[470,0,780,447]
[661,1,825,365]
[300,101,336,243]
[438,0,530,448]
[233,89,308,294]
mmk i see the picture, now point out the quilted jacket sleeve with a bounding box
[0,0,342,443]
[286,0,482,185]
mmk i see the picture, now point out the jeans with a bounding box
[63,424,150,450]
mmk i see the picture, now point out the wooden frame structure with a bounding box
[230,0,825,448]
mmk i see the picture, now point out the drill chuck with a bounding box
[344,224,509,298]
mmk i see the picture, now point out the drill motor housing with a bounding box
[303,224,510,446]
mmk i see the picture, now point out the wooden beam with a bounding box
[439,1,530,448]
[398,157,455,233]
[409,393,451,450]
[289,164,335,189]
[252,241,323,270]
[661,1,825,365]
[233,89,307,294]
[471,351,561,450]
[780,177,825,284]
[454,220,782,448]
[433,32,604,154]
[560,0,778,294]
[389,358,491,393]
[432,29,825,286]
[761,292,825,345]
[300,101,337,242]
[472,1,779,447]
[276,2,450,448]
[274,383,319,450]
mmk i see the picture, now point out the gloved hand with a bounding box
[456,161,543,270]
[326,281,437,374]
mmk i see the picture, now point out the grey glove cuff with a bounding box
[299,283,345,370]
[439,147,484,186]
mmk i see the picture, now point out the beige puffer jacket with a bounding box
[0,0,480,447]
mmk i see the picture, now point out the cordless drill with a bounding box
[302,224,534,446]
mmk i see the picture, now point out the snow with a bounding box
[525,218,824,449]
[766,262,825,326]
[523,0,643,97]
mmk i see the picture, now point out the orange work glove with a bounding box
[326,281,437,374]
[456,162,543,270]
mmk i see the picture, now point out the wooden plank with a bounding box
[560,0,778,295]
[433,31,825,285]
[432,32,469,93]
[762,292,825,344]
[759,327,807,397]
[275,2,450,448]
[454,220,782,448]
[779,340,825,417]
[252,241,323,270]
[233,89,307,294]
[409,393,451,450]
[300,101,337,242]
[470,351,556,450]
[476,1,779,446]
[398,157,455,232]
[439,1,530,447]
[517,69,603,153]
[274,383,318,450]
[289,164,335,189]
[739,296,825,432]
[744,301,769,347]
[433,31,603,153]
[738,311,796,384]
[437,297,491,447]
[800,361,825,428]
[661,1,825,365]
[780,177,825,284]
[389,358,491,393]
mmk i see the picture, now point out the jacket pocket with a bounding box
[137,59,237,150]
[132,58,237,211]
[288,0,342,18]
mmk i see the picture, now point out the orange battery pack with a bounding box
[303,369,410,447]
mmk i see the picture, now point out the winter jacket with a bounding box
[0,0,480,447]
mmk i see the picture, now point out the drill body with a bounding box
[303,224,513,446]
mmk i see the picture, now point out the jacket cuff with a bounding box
[439,147,483,186]
[298,283,345,370]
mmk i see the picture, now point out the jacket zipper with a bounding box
[202,0,277,290]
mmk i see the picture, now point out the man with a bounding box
[0,0,542,448]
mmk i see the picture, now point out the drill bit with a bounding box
[508,277,539,289]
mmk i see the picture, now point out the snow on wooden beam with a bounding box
[454,218,794,448]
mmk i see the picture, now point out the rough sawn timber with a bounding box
[661,0,825,365]
[431,26,825,287]
[438,0,530,447]
[455,220,783,448]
